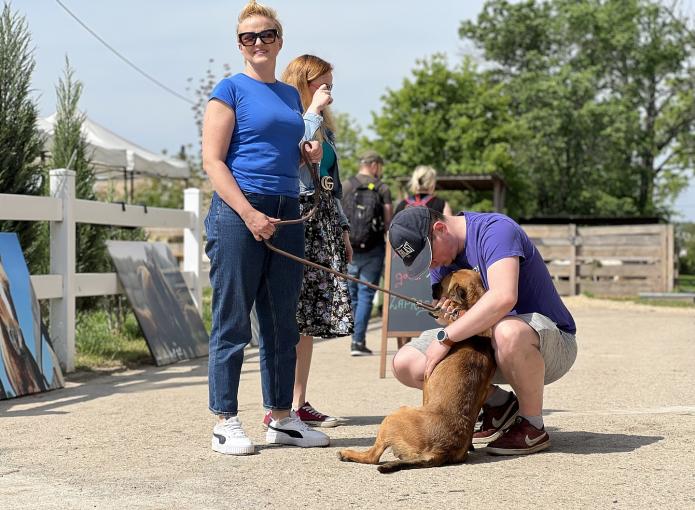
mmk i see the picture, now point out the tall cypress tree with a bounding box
[51,57,109,300]
[0,3,45,271]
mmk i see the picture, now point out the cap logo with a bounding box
[395,241,415,259]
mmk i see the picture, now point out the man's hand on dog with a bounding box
[424,338,450,378]
[425,298,462,377]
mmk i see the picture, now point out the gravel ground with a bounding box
[1,297,694,509]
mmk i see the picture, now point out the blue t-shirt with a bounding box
[429,212,576,334]
[209,73,304,197]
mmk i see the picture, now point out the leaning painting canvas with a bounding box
[107,241,208,366]
[0,233,64,400]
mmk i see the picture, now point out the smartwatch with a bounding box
[436,328,455,347]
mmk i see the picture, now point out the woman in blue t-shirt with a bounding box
[201,0,329,455]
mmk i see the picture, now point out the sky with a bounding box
[14,0,695,221]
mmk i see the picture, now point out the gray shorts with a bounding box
[405,313,577,385]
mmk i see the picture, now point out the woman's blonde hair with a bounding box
[237,0,283,36]
[281,54,336,139]
[409,165,438,195]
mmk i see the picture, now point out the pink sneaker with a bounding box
[262,410,272,429]
[294,402,339,428]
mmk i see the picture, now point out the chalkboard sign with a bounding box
[379,245,440,377]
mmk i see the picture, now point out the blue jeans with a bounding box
[347,243,385,345]
[205,192,304,416]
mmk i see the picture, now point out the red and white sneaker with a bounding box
[294,402,339,428]
[262,410,273,429]
[262,402,339,429]
[485,416,550,455]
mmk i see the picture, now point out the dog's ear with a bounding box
[453,284,469,308]
[466,274,486,306]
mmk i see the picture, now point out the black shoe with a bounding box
[351,344,373,356]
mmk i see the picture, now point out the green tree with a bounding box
[333,111,367,178]
[51,57,110,283]
[370,55,525,216]
[460,0,695,219]
[132,175,186,209]
[0,3,45,271]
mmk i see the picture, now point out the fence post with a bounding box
[184,188,203,312]
[569,223,577,296]
[665,224,675,292]
[49,169,76,372]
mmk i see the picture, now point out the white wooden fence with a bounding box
[0,169,208,372]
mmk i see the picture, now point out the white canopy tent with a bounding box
[37,113,190,180]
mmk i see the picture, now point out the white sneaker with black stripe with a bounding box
[211,416,255,455]
[265,410,330,447]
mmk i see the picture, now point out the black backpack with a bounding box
[342,176,385,252]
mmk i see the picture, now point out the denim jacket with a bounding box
[299,112,349,229]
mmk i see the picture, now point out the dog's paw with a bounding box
[337,450,349,462]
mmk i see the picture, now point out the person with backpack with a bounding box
[394,165,453,216]
[341,151,393,356]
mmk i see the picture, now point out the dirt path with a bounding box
[1,298,694,509]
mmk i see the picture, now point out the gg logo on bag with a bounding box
[321,176,334,191]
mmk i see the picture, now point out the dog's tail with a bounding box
[377,454,443,474]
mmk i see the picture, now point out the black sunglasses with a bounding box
[238,29,279,47]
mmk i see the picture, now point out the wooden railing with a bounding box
[522,224,675,296]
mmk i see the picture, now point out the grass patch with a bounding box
[582,291,695,308]
[74,288,214,371]
[633,298,695,308]
[676,274,695,293]
[75,308,152,370]
[597,295,695,309]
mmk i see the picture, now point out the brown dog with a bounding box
[338,269,496,473]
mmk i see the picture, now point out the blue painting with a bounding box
[0,233,64,400]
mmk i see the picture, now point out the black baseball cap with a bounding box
[388,207,432,279]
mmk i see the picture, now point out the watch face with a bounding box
[437,329,446,342]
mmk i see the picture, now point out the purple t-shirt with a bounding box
[429,212,576,334]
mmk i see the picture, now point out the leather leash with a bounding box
[262,142,445,318]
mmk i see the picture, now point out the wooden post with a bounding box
[665,224,675,292]
[380,249,392,379]
[569,223,577,296]
[49,169,76,372]
[493,181,502,212]
[183,188,203,312]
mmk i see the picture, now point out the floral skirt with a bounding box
[296,193,354,338]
